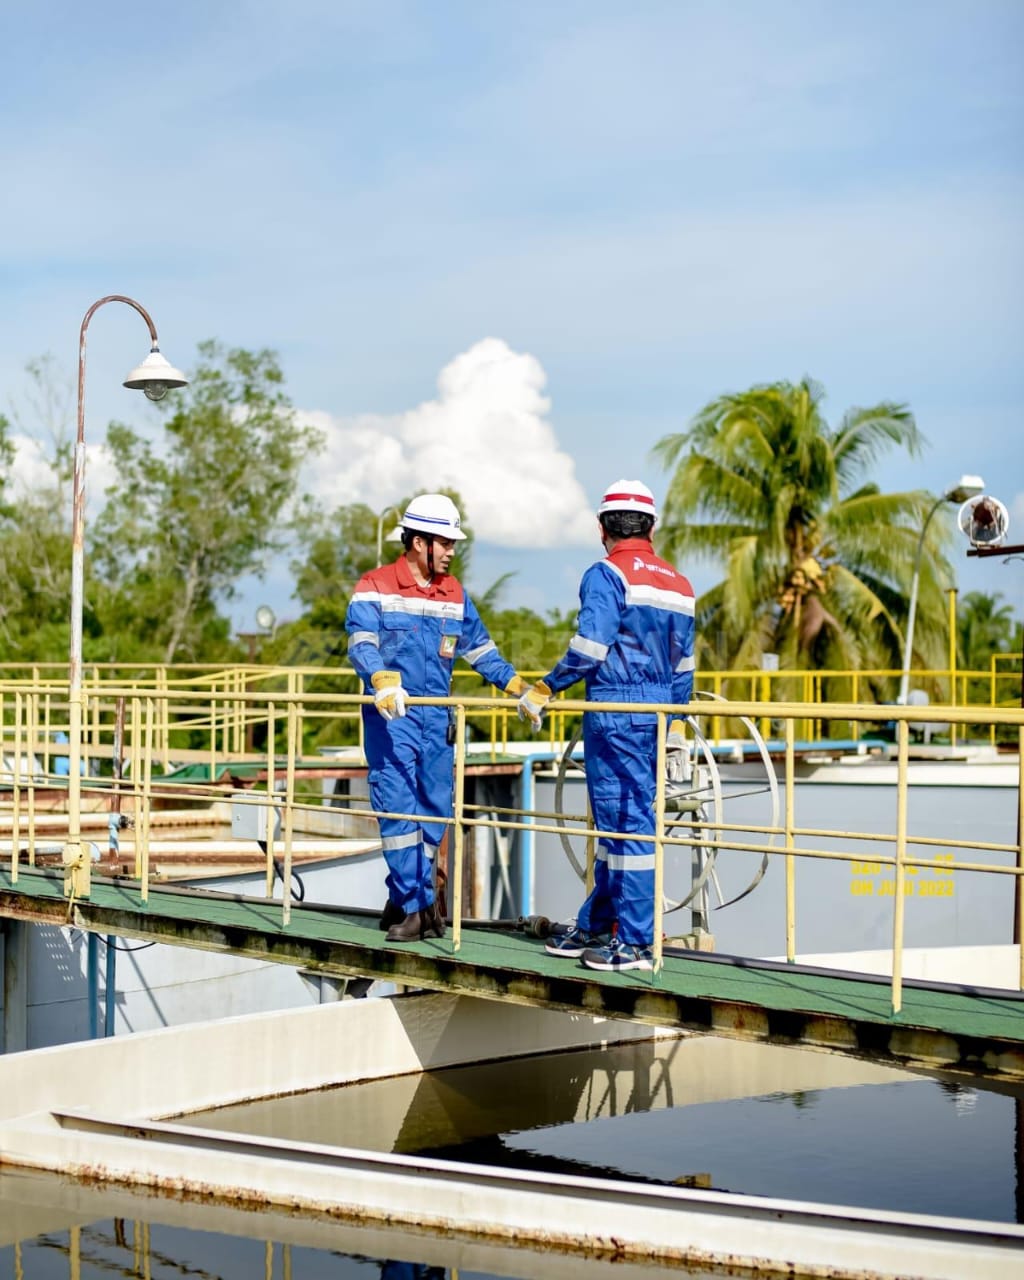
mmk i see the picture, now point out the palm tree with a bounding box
[957,591,1019,713]
[652,378,952,687]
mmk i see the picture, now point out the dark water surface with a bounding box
[186,1035,1023,1223]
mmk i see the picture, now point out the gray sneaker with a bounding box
[581,937,654,971]
[545,925,610,958]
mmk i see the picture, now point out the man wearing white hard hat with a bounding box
[346,494,527,943]
[518,480,696,971]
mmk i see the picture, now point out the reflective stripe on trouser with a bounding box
[364,704,453,913]
[576,710,657,946]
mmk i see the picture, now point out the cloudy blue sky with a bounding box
[2,0,1023,628]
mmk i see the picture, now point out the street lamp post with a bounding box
[65,296,187,899]
[897,474,984,706]
[237,607,277,752]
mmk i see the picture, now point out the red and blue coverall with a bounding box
[540,537,695,946]
[345,555,517,913]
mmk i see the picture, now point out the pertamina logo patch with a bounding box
[633,556,675,578]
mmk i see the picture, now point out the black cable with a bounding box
[255,839,307,901]
[273,857,306,901]
[100,937,156,952]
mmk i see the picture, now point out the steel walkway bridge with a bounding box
[3,865,1023,1083]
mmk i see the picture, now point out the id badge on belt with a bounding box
[439,635,457,659]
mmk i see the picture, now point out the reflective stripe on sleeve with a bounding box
[569,634,609,661]
[675,654,696,672]
[349,631,379,648]
[465,639,496,664]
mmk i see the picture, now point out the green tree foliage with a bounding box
[958,590,1016,671]
[0,407,72,662]
[91,341,323,664]
[956,590,1022,715]
[292,499,381,629]
[0,494,72,661]
[474,594,577,676]
[0,412,14,517]
[653,378,950,689]
[0,395,74,663]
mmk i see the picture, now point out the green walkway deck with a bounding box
[3,866,1023,1080]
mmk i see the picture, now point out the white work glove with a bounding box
[517,680,552,731]
[371,670,407,721]
[666,718,692,789]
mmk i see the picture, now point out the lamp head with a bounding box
[123,347,188,402]
[958,494,1009,549]
[255,605,276,633]
[945,474,985,505]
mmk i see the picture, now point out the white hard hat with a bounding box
[401,493,467,540]
[597,479,658,524]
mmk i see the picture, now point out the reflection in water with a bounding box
[0,1167,744,1279]
[184,1034,1023,1224]
[8,1222,440,1279]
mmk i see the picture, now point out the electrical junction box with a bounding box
[230,791,282,842]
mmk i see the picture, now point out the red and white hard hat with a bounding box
[597,479,658,524]
[401,493,468,540]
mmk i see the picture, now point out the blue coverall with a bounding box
[346,555,516,913]
[540,537,695,945]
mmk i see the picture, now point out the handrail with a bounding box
[4,655,1020,766]
[1,677,1021,1014]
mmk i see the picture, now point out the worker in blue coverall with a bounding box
[346,494,527,942]
[518,479,696,972]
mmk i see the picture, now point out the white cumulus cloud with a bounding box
[10,434,118,514]
[298,338,595,547]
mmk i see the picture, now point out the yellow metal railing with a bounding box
[1,677,1022,1014]
[2,655,1022,753]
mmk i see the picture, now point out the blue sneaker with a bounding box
[581,937,653,971]
[545,924,610,958]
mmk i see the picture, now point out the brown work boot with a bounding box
[379,899,406,931]
[435,867,449,920]
[385,901,446,942]
[422,899,445,938]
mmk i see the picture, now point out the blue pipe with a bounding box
[104,937,116,1037]
[517,746,584,916]
[87,933,99,1039]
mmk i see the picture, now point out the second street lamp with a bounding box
[65,295,188,900]
[897,473,984,706]
[376,504,402,566]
